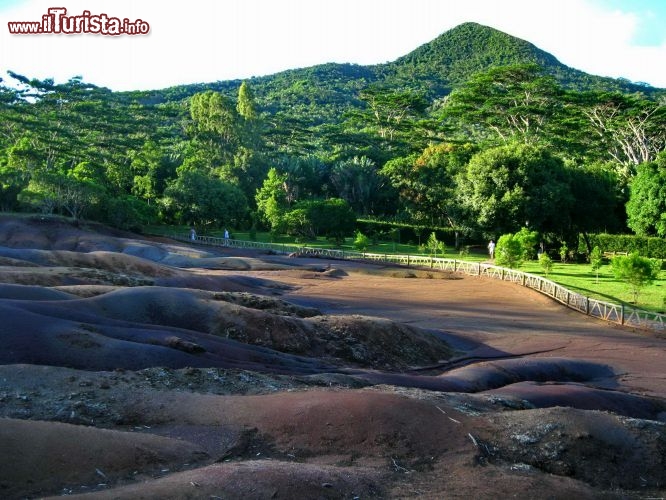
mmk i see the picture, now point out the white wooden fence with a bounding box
[170,233,666,333]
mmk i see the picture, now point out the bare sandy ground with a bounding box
[0,215,664,499]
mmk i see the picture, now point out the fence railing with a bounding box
[168,233,666,333]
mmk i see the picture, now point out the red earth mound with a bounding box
[0,418,207,499]
[0,215,665,498]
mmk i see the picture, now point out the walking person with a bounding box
[488,239,495,259]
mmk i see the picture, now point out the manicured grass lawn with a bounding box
[150,226,665,313]
[518,260,665,314]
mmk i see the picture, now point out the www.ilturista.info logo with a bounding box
[7,7,150,35]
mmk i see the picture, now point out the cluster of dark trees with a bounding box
[1,23,664,250]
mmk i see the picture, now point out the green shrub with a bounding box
[422,231,445,256]
[353,231,371,252]
[495,234,523,268]
[514,227,539,260]
[611,252,660,303]
[559,243,569,263]
[539,252,553,276]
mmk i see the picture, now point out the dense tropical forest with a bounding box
[1,22,665,254]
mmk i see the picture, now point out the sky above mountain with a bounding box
[1,0,665,91]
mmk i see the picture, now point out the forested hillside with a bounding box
[1,22,665,250]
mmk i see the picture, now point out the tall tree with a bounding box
[161,167,247,228]
[457,143,573,236]
[330,156,387,216]
[381,143,476,245]
[188,90,240,166]
[268,155,330,204]
[130,140,178,205]
[255,167,290,231]
[569,162,624,251]
[18,167,104,220]
[580,92,666,179]
[352,86,428,155]
[187,86,267,203]
[236,81,264,154]
[236,81,257,121]
[440,64,562,146]
[626,152,666,237]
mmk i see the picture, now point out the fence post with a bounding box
[430,257,433,268]
[454,260,457,272]
[621,303,625,325]
[478,263,481,276]
[407,255,410,267]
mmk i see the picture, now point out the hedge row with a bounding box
[356,220,666,259]
[580,233,666,259]
[355,219,472,247]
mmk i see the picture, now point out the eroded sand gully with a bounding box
[0,215,664,499]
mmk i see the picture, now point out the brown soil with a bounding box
[0,214,664,499]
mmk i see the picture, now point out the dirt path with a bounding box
[239,267,666,399]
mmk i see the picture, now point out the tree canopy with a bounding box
[0,21,664,249]
[626,152,666,237]
[457,143,574,236]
